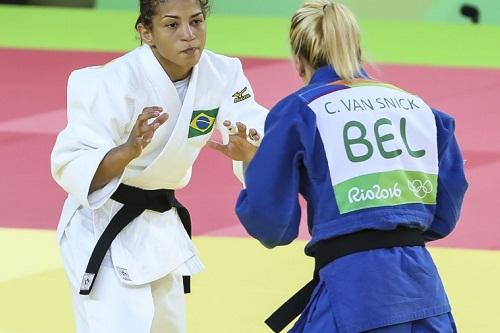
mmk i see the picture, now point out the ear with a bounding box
[293,55,306,78]
[293,55,313,84]
[137,23,154,46]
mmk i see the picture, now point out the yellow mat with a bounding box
[0,228,498,333]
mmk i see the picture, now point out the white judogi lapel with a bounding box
[128,46,200,190]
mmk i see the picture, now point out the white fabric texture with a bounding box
[61,232,186,333]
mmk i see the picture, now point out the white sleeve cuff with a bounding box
[87,174,123,209]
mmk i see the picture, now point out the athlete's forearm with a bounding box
[89,144,137,193]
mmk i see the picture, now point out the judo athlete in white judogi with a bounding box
[50,1,267,332]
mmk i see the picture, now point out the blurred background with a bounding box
[0,1,499,332]
[2,0,500,23]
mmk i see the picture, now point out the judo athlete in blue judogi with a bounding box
[213,1,468,332]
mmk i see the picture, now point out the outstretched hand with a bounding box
[89,107,168,193]
[123,106,169,159]
[207,120,260,163]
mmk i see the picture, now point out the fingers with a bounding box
[152,112,169,126]
[247,128,261,147]
[206,140,228,154]
[223,120,249,139]
[135,107,168,142]
[236,122,247,139]
[141,112,168,133]
[223,120,238,135]
[248,128,260,141]
[135,137,150,146]
[142,130,154,144]
[137,107,163,125]
[125,106,168,155]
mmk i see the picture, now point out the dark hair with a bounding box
[135,0,211,30]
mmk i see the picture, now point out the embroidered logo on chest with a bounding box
[188,108,219,138]
[232,87,251,103]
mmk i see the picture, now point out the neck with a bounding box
[303,69,313,85]
[296,56,315,85]
[152,48,193,82]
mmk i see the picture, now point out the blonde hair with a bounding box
[290,0,363,82]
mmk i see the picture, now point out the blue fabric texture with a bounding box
[236,66,468,332]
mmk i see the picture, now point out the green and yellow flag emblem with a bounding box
[188,108,219,138]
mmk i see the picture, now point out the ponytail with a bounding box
[290,0,363,82]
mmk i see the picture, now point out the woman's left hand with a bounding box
[206,120,260,163]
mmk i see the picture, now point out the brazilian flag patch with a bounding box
[188,108,219,138]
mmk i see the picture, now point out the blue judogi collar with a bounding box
[309,65,370,85]
[298,65,371,103]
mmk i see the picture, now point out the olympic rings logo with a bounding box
[407,179,433,199]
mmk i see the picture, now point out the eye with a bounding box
[166,22,177,29]
[192,18,204,25]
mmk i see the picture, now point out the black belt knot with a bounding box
[111,183,175,212]
[79,184,192,295]
[264,227,425,332]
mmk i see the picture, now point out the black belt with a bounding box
[79,183,192,295]
[265,227,425,332]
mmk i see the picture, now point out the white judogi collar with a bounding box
[135,45,200,184]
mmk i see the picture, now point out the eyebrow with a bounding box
[161,12,203,19]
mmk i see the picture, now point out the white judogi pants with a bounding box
[60,233,186,333]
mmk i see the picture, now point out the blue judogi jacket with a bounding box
[236,66,467,332]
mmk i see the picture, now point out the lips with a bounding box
[181,47,199,55]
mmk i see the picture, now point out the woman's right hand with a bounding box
[89,107,168,193]
[123,106,169,159]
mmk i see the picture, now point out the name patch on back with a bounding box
[308,85,438,214]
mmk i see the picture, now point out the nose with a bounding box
[181,23,195,41]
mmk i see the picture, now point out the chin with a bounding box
[183,55,202,67]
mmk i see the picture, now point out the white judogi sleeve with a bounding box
[216,58,268,184]
[51,69,131,209]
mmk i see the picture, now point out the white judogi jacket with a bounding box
[51,45,268,287]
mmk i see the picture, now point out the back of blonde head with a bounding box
[290,0,362,82]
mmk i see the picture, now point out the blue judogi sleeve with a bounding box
[236,96,309,248]
[423,109,468,241]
